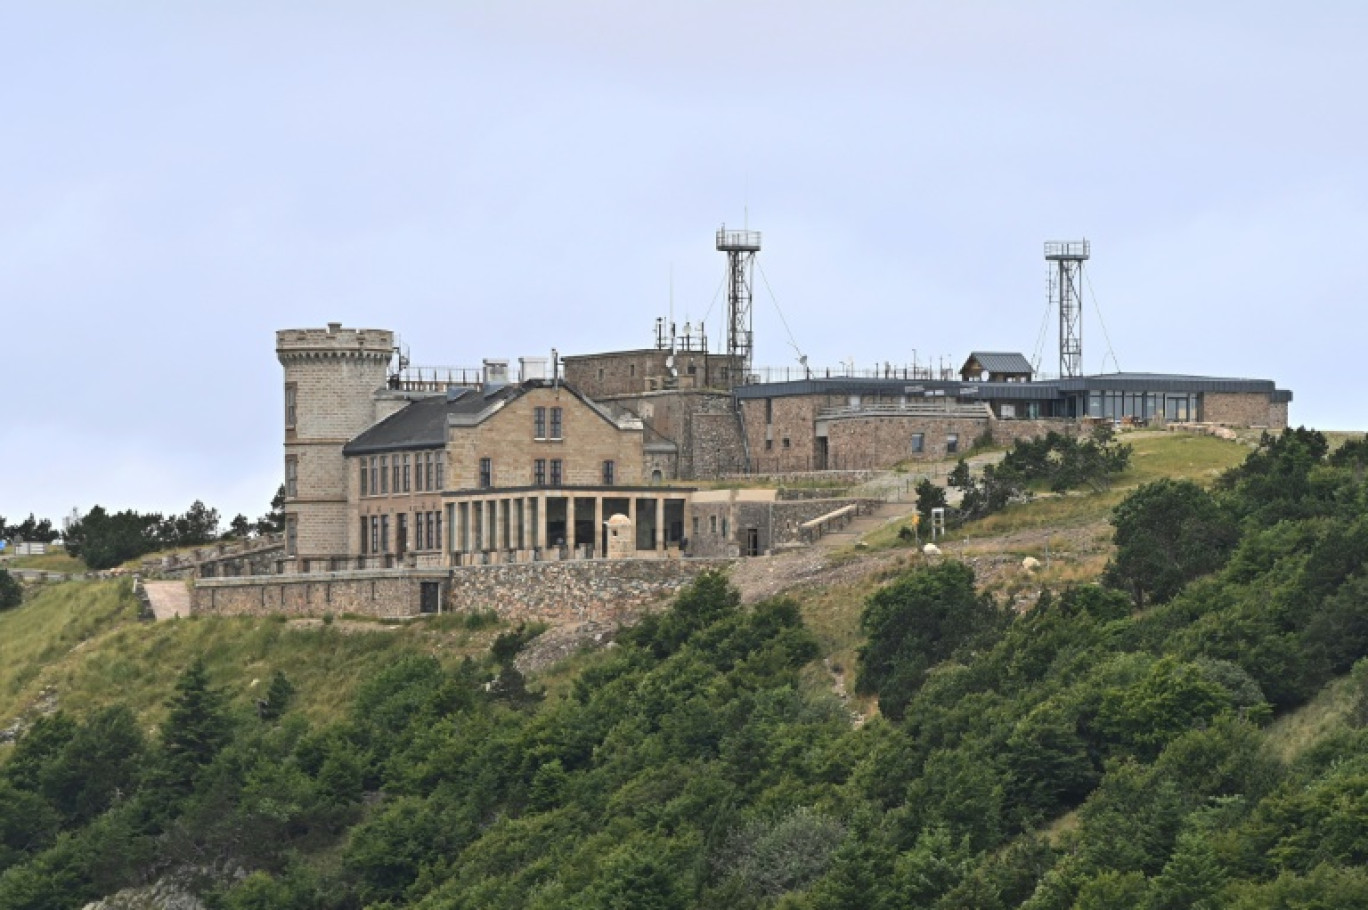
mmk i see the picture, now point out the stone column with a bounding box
[655,497,665,554]
[566,496,577,554]
[593,497,604,558]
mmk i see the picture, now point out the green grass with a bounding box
[863,432,1251,550]
[1262,673,1361,765]
[0,579,513,737]
[2,551,87,572]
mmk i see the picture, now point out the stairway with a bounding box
[141,581,191,619]
[814,501,910,548]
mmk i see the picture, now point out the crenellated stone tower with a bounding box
[277,323,394,570]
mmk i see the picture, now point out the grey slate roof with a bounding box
[343,385,523,455]
[963,352,1034,375]
[342,380,642,456]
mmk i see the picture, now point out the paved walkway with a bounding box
[141,581,191,619]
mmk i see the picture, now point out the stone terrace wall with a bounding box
[192,559,733,622]
[448,558,733,623]
[194,570,439,619]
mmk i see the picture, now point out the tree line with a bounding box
[3,486,285,571]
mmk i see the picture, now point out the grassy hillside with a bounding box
[0,581,513,737]
[4,427,1368,909]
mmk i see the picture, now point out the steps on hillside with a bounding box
[141,581,191,619]
[815,502,911,547]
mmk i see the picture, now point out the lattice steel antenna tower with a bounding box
[1046,240,1090,378]
[716,224,761,383]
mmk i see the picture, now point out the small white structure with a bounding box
[922,543,942,557]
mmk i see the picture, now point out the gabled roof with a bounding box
[342,380,641,456]
[962,352,1034,376]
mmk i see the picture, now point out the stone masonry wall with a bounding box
[1203,392,1286,429]
[193,559,733,622]
[449,386,645,489]
[447,558,733,623]
[194,570,437,619]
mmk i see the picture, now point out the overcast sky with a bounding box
[2,2,1364,527]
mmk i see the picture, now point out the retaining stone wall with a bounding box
[447,558,733,623]
[192,559,733,622]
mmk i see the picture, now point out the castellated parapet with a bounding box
[278,324,395,567]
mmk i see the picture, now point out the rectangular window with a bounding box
[369,457,378,496]
[285,455,298,498]
[380,456,389,494]
[550,407,563,439]
[285,516,297,556]
[693,516,699,539]
[285,383,297,429]
[765,398,773,424]
[782,437,791,449]
[722,517,729,538]
[360,459,368,496]
[397,513,407,552]
[403,455,410,492]
[435,458,443,490]
[381,515,390,552]
[414,454,423,491]
[426,452,435,490]
[392,459,400,494]
[370,516,379,554]
[360,517,369,554]
[534,406,546,439]
[534,458,547,486]
[765,438,773,451]
[911,433,924,453]
[602,460,615,485]
[550,459,562,487]
[946,434,959,455]
[435,513,443,551]
[710,515,718,534]
[479,457,492,488]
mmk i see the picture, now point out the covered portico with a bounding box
[444,485,692,565]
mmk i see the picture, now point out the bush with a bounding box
[0,569,21,611]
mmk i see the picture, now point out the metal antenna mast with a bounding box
[716,224,761,384]
[1045,239,1090,378]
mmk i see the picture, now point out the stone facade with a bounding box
[192,559,733,621]
[1203,392,1289,429]
[686,489,883,557]
[739,395,823,473]
[447,386,645,490]
[563,349,742,398]
[598,390,744,480]
[278,324,394,568]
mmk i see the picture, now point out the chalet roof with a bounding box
[962,352,1033,375]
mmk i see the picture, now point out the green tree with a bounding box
[915,478,947,526]
[856,561,1002,720]
[157,658,232,798]
[256,485,286,535]
[1104,479,1238,608]
[0,571,21,611]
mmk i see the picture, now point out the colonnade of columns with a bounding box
[445,490,686,564]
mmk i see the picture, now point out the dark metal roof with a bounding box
[962,352,1033,375]
[343,384,524,455]
[735,372,1291,402]
[1054,373,1281,395]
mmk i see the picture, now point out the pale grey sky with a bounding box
[2,2,1363,526]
